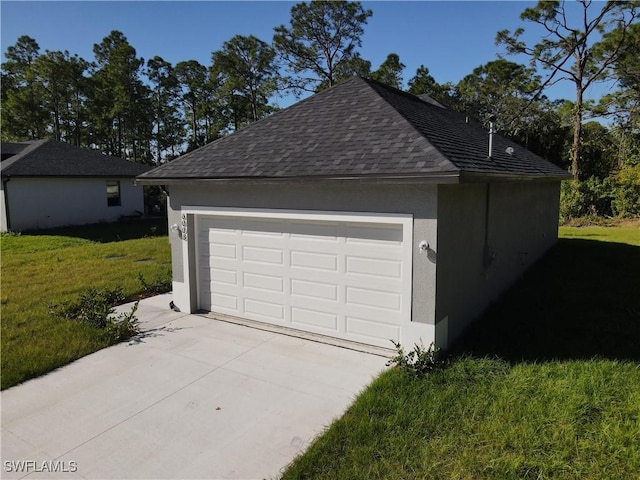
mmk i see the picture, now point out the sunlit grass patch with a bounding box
[1,224,171,390]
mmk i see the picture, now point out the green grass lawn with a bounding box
[282,223,640,479]
[1,219,171,390]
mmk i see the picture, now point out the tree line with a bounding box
[1,1,639,217]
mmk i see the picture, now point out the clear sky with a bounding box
[0,1,612,108]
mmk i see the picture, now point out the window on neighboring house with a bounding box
[106,180,121,207]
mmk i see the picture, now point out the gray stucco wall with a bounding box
[435,181,561,345]
[167,180,561,348]
[167,182,439,325]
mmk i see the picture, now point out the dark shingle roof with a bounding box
[1,142,30,160]
[138,77,568,184]
[1,139,151,178]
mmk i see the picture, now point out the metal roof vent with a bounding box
[488,114,496,159]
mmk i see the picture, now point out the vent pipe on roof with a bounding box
[488,114,496,158]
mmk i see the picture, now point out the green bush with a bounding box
[560,170,640,223]
[560,180,585,222]
[611,163,640,217]
[386,341,443,377]
[560,178,611,222]
[104,301,139,343]
[51,286,139,343]
[138,271,172,295]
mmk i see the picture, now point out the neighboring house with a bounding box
[137,77,570,350]
[1,139,150,232]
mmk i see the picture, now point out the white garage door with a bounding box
[196,212,412,348]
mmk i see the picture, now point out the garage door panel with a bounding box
[345,276,403,295]
[209,292,238,311]
[290,278,338,301]
[289,295,340,316]
[243,272,284,293]
[343,302,400,324]
[207,281,240,298]
[288,238,341,254]
[209,242,238,260]
[238,231,287,247]
[243,286,285,304]
[205,231,237,242]
[346,255,402,279]
[208,255,240,274]
[203,267,237,285]
[291,307,338,331]
[244,298,284,321]
[238,263,287,279]
[346,286,402,311]
[242,245,284,265]
[290,250,338,271]
[346,316,400,345]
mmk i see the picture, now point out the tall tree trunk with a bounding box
[74,91,81,146]
[572,108,582,179]
[117,114,123,159]
[571,76,584,180]
[191,102,198,147]
[53,106,61,141]
[156,94,162,164]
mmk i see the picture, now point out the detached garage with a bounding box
[138,77,569,350]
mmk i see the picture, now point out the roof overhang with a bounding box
[136,170,570,187]
[3,174,144,179]
[136,172,463,186]
[458,171,572,183]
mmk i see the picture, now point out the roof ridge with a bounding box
[1,139,49,173]
[360,78,566,177]
[359,77,461,173]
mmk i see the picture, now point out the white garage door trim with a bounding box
[181,206,415,348]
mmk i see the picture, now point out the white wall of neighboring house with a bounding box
[1,177,144,231]
[0,180,8,232]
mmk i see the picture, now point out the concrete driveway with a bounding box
[1,294,388,480]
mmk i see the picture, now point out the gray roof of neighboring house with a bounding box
[1,139,151,178]
[138,77,569,184]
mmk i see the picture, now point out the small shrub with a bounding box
[560,177,615,222]
[387,341,443,377]
[51,286,139,342]
[611,163,640,217]
[560,169,640,223]
[104,301,140,343]
[138,271,172,295]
